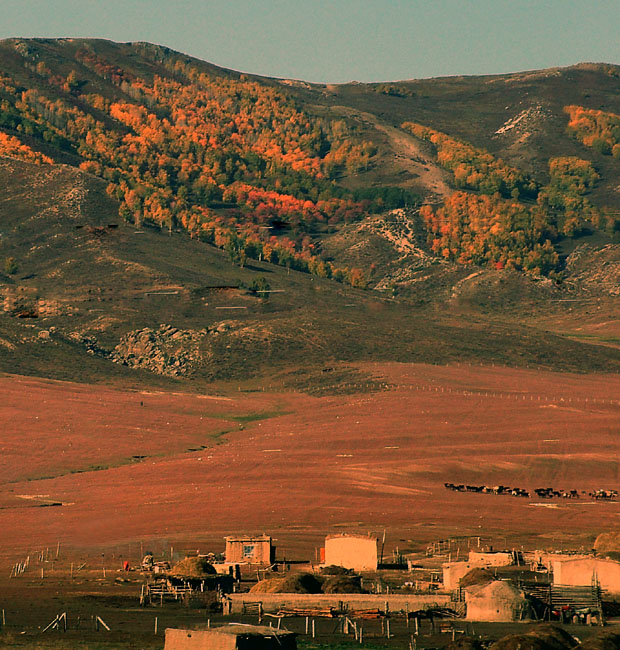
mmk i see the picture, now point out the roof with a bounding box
[465,580,526,602]
[224,535,272,542]
[469,550,512,556]
[553,555,612,565]
[170,624,294,638]
[325,533,378,542]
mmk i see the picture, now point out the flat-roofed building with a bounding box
[324,534,378,571]
[553,557,620,594]
[165,624,296,650]
[224,535,274,564]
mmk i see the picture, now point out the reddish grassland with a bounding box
[1,363,619,565]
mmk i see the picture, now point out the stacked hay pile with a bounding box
[459,567,496,588]
[322,575,364,594]
[169,556,216,578]
[250,570,366,594]
[595,532,620,558]
[489,625,577,650]
[250,573,323,594]
[579,632,620,650]
[319,565,351,576]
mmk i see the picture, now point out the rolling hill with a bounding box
[0,38,619,385]
[3,41,620,628]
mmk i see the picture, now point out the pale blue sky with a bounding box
[1,0,619,83]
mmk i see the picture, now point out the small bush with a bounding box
[3,257,17,275]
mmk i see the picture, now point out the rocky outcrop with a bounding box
[68,332,109,357]
[564,244,620,296]
[111,324,209,376]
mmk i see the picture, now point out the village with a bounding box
[6,529,617,650]
[150,532,616,623]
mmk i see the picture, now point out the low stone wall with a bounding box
[226,592,451,614]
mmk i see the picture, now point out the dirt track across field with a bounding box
[1,362,619,565]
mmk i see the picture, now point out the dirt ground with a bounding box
[1,362,619,562]
[1,361,620,645]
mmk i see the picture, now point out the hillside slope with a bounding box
[1,156,620,385]
[0,40,620,382]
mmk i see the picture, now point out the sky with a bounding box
[1,0,620,83]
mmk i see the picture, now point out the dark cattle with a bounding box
[445,481,615,502]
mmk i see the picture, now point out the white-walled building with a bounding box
[324,534,378,571]
[553,557,620,594]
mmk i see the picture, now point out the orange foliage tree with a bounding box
[565,105,620,157]
[420,192,559,277]
[401,122,537,198]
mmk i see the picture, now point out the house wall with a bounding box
[443,554,512,590]
[465,583,528,622]
[225,537,273,564]
[465,598,521,622]
[324,535,377,571]
[442,562,474,590]
[164,629,295,650]
[553,558,620,594]
[164,629,238,650]
[535,552,588,571]
[468,551,512,567]
[225,592,451,614]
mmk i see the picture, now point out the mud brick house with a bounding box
[443,551,514,589]
[224,536,274,564]
[443,561,475,590]
[553,557,620,594]
[465,581,532,622]
[323,534,378,571]
[468,550,513,567]
[164,624,296,650]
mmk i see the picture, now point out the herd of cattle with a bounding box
[444,483,618,500]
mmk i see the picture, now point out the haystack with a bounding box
[320,565,351,576]
[250,572,322,594]
[488,624,577,650]
[595,532,620,556]
[465,580,531,622]
[170,556,216,578]
[459,567,496,588]
[579,631,620,650]
[322,575,365,594]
